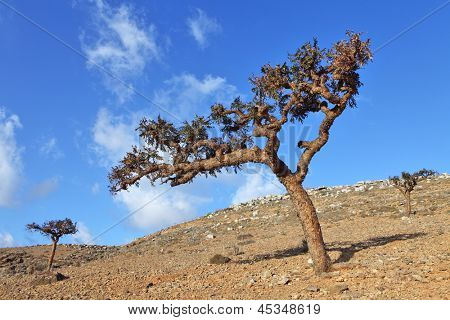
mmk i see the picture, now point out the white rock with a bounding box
[261,270,273,279]
[206,234,215,239]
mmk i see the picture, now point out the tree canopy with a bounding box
[26,218,78,242]
[389,169,437,193]
[109,32,371,194]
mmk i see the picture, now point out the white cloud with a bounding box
[115,180,206,230]
[0,108,23,207]
[154,73,238,119]
[91,182,101,195]
[231,168,284,204]
[29,177,59,199]
[39,137,64,160]
[72,222,94,244]
[82,0,161,102]
[187,9,221,48]
[91,107,211,230]
[0,232,14,247]
[92,107,139,165]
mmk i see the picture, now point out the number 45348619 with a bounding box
[257,303,320,315]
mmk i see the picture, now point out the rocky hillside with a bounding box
[0,174,449,299]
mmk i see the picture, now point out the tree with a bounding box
[109,32,372,274]
[26,218,78,272]
[389,169,436,216]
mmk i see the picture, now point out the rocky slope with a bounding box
[0,174,449,299]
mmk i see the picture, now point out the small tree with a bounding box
[389,169,436,216]
[26,218,78,271]
[109,32,371,274]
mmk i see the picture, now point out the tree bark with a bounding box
[283,177,330,274]
[405,191,412,216]
[48,240,58,272]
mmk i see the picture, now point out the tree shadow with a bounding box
[327,232,426,263]
[237,232,426,265]
[238,245,309,264]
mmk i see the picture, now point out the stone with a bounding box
[31,272,68,286]
[225,246,242,256]
[329,284,349,294]
[209,254,231,264]
[206,234,215,240]
[145,282,154,291]
[261,270,273,280]
[307,258,314,266]
[236,234,253,241]
[411,274,423,282]
[26,265,35,275]
[305,285,320,292]
[247,278,256,287]
[277,276,290,285]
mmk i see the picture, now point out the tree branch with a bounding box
[110,146,267,192]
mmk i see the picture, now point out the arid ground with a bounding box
[0,175,448,299]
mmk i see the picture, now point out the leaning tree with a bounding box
[389,169,436,216]
[26,218,78,271]
[109,32,372,274]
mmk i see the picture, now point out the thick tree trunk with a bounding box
[48,240,58,272]
[283,177,330,274]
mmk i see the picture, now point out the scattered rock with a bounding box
[329,284,349,294]
[277,276,290,285]
[247,278,256,287]
[31,272,68,286]
[209,254,231,264]
[411,274,423,282]
[237,240,255,246]
[261,270,273,280]
[145,282,154,291]
[206,234,215,240]
[305,285,320,292]
[225,246,242,256]
[236,234,253,241]
[26,265,35,275]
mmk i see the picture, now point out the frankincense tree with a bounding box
[389,169,436,216]
[109,32,372,274]
[26,218,78,271]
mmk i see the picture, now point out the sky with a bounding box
[0,0,449,247]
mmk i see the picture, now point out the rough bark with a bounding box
[282,176,330,274]
[48,239,58,272]
[405,191,412,216]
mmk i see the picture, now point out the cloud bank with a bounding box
[0,108,23,207]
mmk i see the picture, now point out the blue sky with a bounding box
[0,0,449,247]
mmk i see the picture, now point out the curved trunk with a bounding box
[283,177,330,274]
[48,240,58,272]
